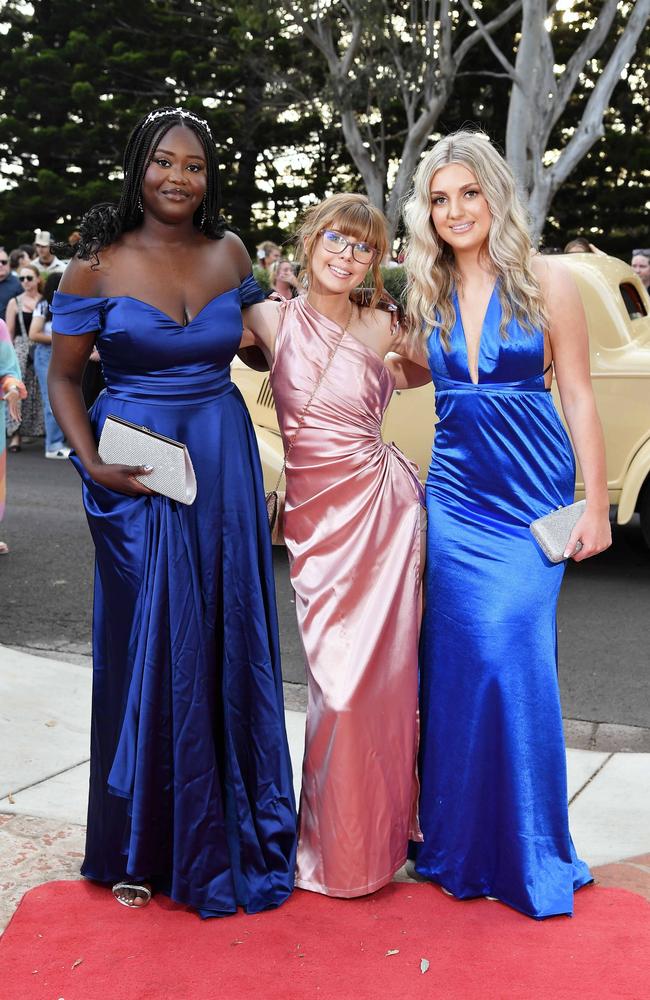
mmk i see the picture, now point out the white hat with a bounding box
[34,229,53,245]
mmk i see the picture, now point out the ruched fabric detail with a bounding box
[270,297,423,898]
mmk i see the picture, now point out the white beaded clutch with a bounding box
[529,499,586,562]
[98,414,197,505]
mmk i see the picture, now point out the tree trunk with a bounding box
[507,0,650,244]
[292,1,523,243]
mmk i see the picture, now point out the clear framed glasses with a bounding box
[320,229,377,265]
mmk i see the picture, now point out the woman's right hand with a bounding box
[88,460,156,496]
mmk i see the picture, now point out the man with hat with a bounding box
[32,230,66,277]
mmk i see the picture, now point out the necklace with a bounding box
[340,302,354,333]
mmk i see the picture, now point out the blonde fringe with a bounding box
[402,131,547,350]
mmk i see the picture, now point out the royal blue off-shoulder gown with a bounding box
[51,277,297,917]
[416,286,592,919]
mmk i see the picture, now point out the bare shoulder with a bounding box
[58,255,106,297]
[531,253,578,303]
[532,255,586,350]
[356,303,393,338]
[213,230,254,281]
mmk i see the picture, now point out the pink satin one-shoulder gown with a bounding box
[270,296,424,898]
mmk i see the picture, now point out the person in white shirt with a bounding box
[32,230,67,278]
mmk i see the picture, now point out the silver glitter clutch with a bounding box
[98,414,197,505]
[529,499,586,562]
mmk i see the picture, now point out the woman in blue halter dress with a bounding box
[403,132,611,919]
[48,108,296,916]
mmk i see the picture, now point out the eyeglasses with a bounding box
[320,229,377,265]
[632,249,650,257]
[0,259,8,265]
[19,275,35,282]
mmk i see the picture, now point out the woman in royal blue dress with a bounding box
[402,131,611,918]
[48,108,296,915]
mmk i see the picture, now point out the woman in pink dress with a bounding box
[243,193,429,897]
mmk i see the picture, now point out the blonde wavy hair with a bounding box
[294,193,388,308]
[403,130,546,349]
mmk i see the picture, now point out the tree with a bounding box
[0,0,326,248]
[277,0,649,245]
[505,0,650,242]
[279,0,523,242]
[0,0,217,244]
[541,39,650,255]
[0,1,647,251]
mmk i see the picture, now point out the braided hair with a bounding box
[74,107,226,264]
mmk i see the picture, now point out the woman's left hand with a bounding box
[564,506,612,561]
[3,383,27,422]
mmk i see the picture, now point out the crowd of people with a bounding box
[0,107,644,924]
[1,231,69,460]
[0,233,79,553]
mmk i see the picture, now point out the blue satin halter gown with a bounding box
[51,277,297,917]
[416,285,592,919]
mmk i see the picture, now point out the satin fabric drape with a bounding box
[416,286,592,919]
[270,297,423,897]
[51,280,297,917]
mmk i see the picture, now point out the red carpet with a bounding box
[1,880,649,1000]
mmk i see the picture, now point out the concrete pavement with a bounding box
[1,644,649,932]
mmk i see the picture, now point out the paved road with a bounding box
[2,443,649,728]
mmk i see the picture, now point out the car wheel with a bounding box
[639,480,650,550]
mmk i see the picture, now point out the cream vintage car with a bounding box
[232,256,650,547]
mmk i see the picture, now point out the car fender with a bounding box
[617,437,650,524]
[255,426,285,488]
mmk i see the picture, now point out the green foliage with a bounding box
[252,264,270,290]
[380,267,406,304]
[0,0,647,254]
[0,0,325,249]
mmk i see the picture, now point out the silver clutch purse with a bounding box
[529,499,586,562]
[98,415,197,505]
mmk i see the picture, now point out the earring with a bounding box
[199,198,207,228]
[137,196,143,214]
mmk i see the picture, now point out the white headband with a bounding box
[143,108,212,138]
